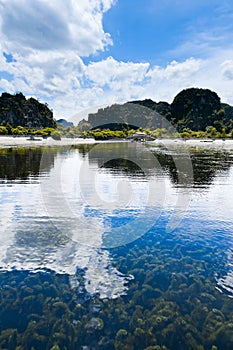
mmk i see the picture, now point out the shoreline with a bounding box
[0,136,96,149]
[152,137,233,149]
[0,135,233,149]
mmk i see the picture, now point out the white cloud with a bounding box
[0,50,85,98]
[0,0,118,117]
[86,56,149,86]
[0,78,14,92]
[2,48,233,121]
[147,58,202,81]
[1,1,233,120]
[83,56,150,105]
[140,58,203,103]
[0,0,114,55]
[221,60,233,80]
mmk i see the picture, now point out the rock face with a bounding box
[85,88,233,132]
[0,92,56,128]
[170,88,223,131]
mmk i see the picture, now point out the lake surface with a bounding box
[0,141,233,349]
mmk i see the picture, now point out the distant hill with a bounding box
[87,102,164,130]
[0,92,56,128]
[56,119,74,127]
[84,88,233,132]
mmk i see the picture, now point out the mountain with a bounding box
[56,119,74,127]
[84,88,233,132]
[0,92,56,128]
[87,102,165,130]
[170,88,224,131]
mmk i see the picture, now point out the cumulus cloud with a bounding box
[147,58,202,81]
[0,0,114,55]
[86,56,150,86]
[0,44,228,120]
[221,60,233,80]
[0,0,117,115]
[140,58,204,103]
[0,78,14,92]
[1,0,233,119]
[0,50,85,97]
[81,57,204,108]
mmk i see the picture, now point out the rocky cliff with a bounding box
[0,92,56,128]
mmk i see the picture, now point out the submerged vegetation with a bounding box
[1,88,233,349]
[0,146,233,349]
[0,224,232,350]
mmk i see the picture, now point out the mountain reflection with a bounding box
[1,143,233,299]
[85,142,233,188]
[1,144,232,189]
[0,147,56,181]
[153,149,233,187]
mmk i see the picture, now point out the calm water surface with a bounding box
[0,142,233,349]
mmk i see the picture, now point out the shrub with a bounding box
[0,126,8,135]
[51,131,61,140]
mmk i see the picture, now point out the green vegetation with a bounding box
[2,88,233,140]
[78,87,233,138]
[85,128,130,140]
[0,124,59,138]
[0,222,232,349]
[170,88,224,131]
[0,92,56,129]
[0,146,233,349]
[80,127,233,140]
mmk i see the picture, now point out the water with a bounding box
[0,142,233,349]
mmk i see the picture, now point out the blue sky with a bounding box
[1,0,233,120]
[102,0,232,63]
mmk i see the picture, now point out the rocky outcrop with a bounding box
[85,88,233,132]
[0,92,56,128]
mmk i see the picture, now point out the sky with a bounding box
[1,0,233,121]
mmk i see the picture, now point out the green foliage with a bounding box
[1,88,233,138]
[150,128,168,138]
[12,126,28,135]
[0,125,64,139]
[116,329,128,339]
[0,123,230,139]
[205,126,221,139]
[179,131,192,139]
[189,130,207,138]
[83,88,233,134]
[51,131,62,140]
[0,92,56,129]
[6,123,12,135]
[89,128,128,140]
[1,148,233,349]
[0,126,8,135]
[0,329,17,350]
[49,345,60,350]
[34,127,55,136]
[171,88,223,131]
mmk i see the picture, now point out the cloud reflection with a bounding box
[0,142,193,298]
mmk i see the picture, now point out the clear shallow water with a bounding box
[0,142,233,349]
